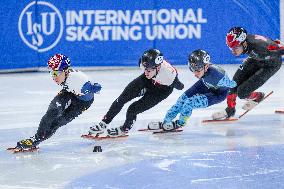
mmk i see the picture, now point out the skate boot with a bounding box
[162,120,184,131]
[16,137,39,149]
[212,93,237,120]
[89,121,108,136]
[147,121,162,130]
[107,126,128,137]
[242,92,265,110]
[212,107,236,120]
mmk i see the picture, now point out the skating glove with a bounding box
[91,83,102,93]
[172,76,184,90]
[267,40,284,56]
[81,82,102,94]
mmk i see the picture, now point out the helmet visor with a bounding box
[188,62,204,72]
[140,61,157,69]
[49,70,63,77]
[140,63,156,72]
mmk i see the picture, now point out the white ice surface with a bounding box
[0,65,284,189]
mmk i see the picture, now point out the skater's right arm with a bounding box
[246,34,284,59]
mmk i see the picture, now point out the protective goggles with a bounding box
[49,69,63,77]
[140,63,156,72]
[189,62,204,72]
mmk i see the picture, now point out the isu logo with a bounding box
[18,1,63,52]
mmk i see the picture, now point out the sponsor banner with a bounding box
[0,0,280,70]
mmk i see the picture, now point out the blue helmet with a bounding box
[47,54,71,71]
[139,49,164,69]
[188,49,210,72]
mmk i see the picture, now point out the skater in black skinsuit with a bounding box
[16,54,102,149]
[88,48,184,137]
[213,27,284,120]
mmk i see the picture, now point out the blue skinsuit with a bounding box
[163,65,236,126]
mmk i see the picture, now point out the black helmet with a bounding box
[188,49,210,72]
[226,27,247,48]
[139,49,164,69]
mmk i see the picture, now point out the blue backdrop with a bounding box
[0,0,280,70]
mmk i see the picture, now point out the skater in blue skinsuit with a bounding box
[148,49,237,131]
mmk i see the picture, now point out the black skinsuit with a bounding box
[102,74,183,131]
[35,90,93,143]
[226,34,283,114]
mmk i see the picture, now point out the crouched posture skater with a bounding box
[16,54,102,149]
[212,27,284,120]
[148,49,236,131]
[89,48,184,137]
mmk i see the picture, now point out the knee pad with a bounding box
[126,104,139,118]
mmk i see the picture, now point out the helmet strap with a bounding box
[154,65,161,77]
[241,41,248,54]
[203,64,209,72]
[62,69,70,82]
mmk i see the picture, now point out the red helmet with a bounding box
[226,27,247,48]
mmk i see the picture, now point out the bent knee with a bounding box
[236,89,250,99]
[126,104,139,118]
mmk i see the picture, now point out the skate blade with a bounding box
[7,147,39,153]
[202,117,239,123]
[138,128,160,132]
[152,129,183,134]
[81,134,128,140]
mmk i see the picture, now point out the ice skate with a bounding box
[17,137,39,149]
[242,92,265,110]
[107,126,128,137]
[147,121,162,130]
[212,107,236,120]
[162,120,183,131]
[212,110,228,120]
[88,121,107,136]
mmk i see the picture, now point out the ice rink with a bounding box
[1,64,284,189]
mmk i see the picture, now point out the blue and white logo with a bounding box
[18,1,64,52]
